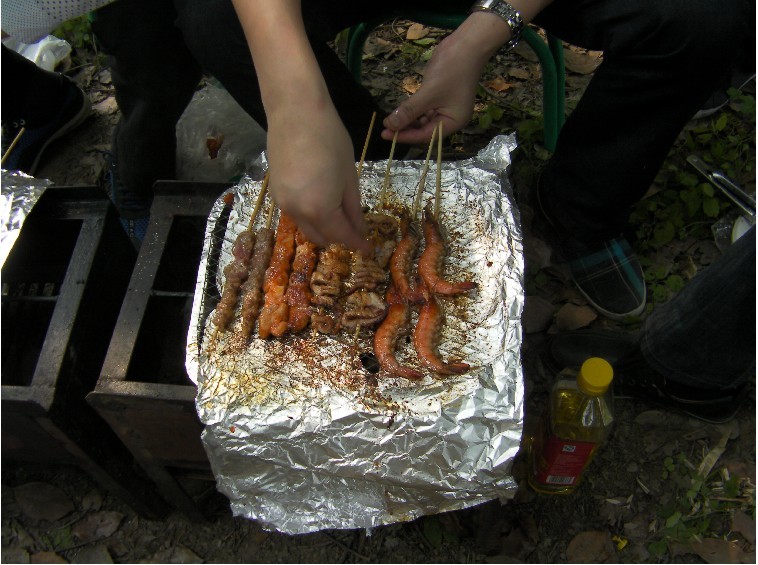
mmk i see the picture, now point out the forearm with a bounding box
[454,0,555,66]
[231,0,331,119]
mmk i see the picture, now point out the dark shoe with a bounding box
[613,348,745,424]
[546,330,745,424]
[534,186,646,321]
[1,76,90,175]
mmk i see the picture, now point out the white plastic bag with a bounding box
[176,81,267,183]
[2,35,71,71]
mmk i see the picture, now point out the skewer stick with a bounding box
[379,129,399,209]
[247,172,270,232]
[412,124,439,220]
[1,127,26,167]
[434,122,443,221]
[357,112,377,178]
[265,197,275,230]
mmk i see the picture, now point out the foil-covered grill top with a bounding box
[187,134,524,534]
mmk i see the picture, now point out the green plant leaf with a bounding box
[665,274,684,292]
[666,511,683,529]
[648,539,669,557]
[702,196,720,218]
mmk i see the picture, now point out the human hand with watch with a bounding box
[381,0,554,144]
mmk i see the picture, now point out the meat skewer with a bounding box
[356,111,376,178]
[286,229,318,333]
[310,243,351,334]
[389,208,425,304]
[239,202,276,337]
[258,212,298,339]
[388,125,439,305]
[417,204,477,296]
[211,175,269,330]
[417,127,477,297]
[412,289,470,376]
[373,285,423,380]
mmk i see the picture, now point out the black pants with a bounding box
[2,45,67,127]
[92,0,750,234]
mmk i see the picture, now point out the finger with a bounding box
[383,89,436,133]
[297,209,371,254]
[342,179,367,238]
[381,118,444,145]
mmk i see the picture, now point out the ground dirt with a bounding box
[2,21,755,564]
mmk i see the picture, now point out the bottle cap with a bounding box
[577,357,614,395]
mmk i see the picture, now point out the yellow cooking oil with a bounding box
[528,357,614,494]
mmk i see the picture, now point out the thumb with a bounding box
[383,91,434,131]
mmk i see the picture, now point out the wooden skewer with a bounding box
[434,122,443,222]
[412,124,439,220]
[357,112,377,178]
[1,127,26,167]
[247,172,270,232]
[264,196,275,230]
[379,129,399,209]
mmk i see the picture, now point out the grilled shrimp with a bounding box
[373,286,424,380]
[412,292,469,376]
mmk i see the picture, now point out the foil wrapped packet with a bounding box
[186,134,524,534]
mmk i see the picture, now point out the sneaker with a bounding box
[546,330,745,424]
[533,187,646,321]
[1,76,90,175]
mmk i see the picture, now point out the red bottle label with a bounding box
[531,433,597,486]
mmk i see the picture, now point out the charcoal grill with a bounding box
[87,180,231,521]
[1,185,166,517]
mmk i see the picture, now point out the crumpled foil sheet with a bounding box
[186,134,524,534]
[1,170,51,267]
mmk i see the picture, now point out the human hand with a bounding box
[266,103,371,254]
[381,11,515,144]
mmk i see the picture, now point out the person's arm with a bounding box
[382,0,554,144]
[232,0,371,253]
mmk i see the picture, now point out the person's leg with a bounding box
[641,228,755,391]
[91,0,203,219]
[530,0,748,319]
[534,0,747,243]
[2,45,68,124]
[2,45,90,174]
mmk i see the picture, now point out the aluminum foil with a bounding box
[186,134,524,534]
[1,170,51,267]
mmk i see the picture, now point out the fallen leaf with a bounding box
[401,76,420,94]
[69,544,113,564]
[30,551,68,564]
[563,50,602,74]
[484,76,513,92]
[406,23,429,40]
[690,538,751,564]
[81,489,102,513]
[147,546,203,564]
[14,483,74,522]
[732,510,756,544]
[508,66,532,80]
[71,511,123,544]
[566,530,615,563]
[554,303,597,331]
[523,295,556,334]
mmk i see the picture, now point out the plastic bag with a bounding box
[2,35,72,72]
[176,81,267,183]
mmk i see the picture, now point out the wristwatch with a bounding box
[469,0,525,52]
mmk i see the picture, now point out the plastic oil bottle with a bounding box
[527,357,615,494]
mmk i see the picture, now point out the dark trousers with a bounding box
[92,0,750,228]
[2,45,66,127]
